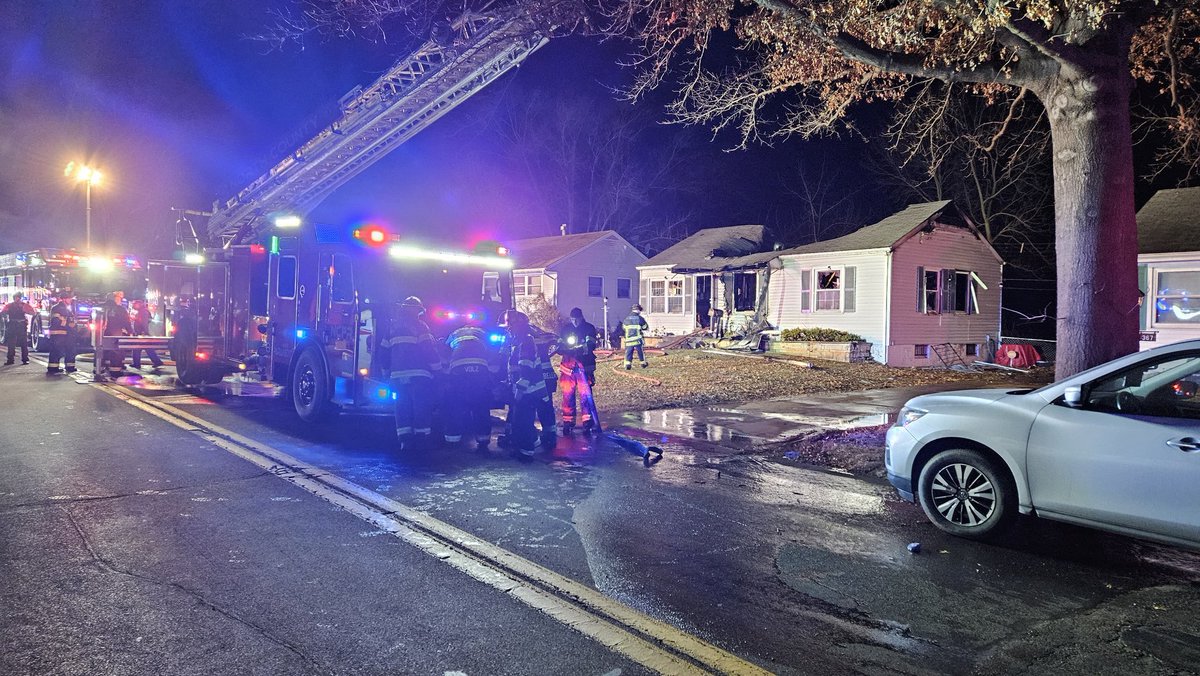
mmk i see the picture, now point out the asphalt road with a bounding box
[2,360,1199,675]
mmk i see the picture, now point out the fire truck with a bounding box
[149,7,544,421]
[0,248,145,351]
[150,222,513,421]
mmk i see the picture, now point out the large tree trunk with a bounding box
[1039,59,1139,379]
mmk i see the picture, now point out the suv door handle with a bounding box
[1166,437,1200,453]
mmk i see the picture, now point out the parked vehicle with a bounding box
[886,339,1200,549]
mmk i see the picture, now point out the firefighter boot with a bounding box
[561,422,574,436]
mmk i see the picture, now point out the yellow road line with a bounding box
[96,382,773,676]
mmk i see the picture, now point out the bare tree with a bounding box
[876,82,1055,273]
[483,86,702,247]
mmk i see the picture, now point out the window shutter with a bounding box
[843,266,856,312]
[916,266,925,312]
[639,278,648,309]
[940,269,955,313]
[800,268,811,313]
[684,275,694,316]
[1138,264,1149,330]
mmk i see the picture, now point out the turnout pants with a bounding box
[511,393,552,452]
[5,328,28,364]
[443,370,492,445]
[559,360,596,427]
[47,335,76,372]
[623,344,646,367]
[392,375,434,441]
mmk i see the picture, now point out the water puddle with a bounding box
[623,408,895,447]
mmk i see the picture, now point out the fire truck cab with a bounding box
[150,220,514,422]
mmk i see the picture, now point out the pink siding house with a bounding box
[769,201,1004,366]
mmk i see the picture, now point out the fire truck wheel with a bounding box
[30,316,47,352]
[172,331,205,386]
[292,347,332,423]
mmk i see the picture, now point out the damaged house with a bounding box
[635,225,779,337]
[637,202,1003,367]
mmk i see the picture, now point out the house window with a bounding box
[802,266,856,312]
[816,270,841,311]
[1154,270,1200,324]
[733,272,757,311]
[588,276,603,297]
[513,273,543,297]
[914,344,929,358]
[965,343,978,357]
[649,280,666,314]
[918,268,976,314]
[617,278,632,299]
[667,279,684,313]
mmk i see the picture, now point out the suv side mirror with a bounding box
[1063,385,1083,408]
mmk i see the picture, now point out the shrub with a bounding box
[517,293,563,333]
[779,327,865,342]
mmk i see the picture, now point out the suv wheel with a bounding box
[917,449,1016,540]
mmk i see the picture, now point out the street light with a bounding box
[65,161,103,251]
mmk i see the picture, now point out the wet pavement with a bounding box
[621,385,982,447]
[5,358,1200,674]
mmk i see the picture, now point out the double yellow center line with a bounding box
[97,382,772,675]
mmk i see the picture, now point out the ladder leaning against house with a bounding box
[930,343,969,369]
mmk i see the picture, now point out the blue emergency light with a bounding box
[488,332,505,344]
[296,328,307,339]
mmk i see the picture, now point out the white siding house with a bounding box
[506,231,646,332]
[638,203,1003,366]
[1136,186,1200,350]
[770,201,1004,366]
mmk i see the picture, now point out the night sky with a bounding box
[0,1,886,259]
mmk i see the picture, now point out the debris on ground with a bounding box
[771,425,892,476]
[908,542,922,554]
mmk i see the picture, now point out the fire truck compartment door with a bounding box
[319,252,356,382]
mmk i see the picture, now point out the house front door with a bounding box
[696,275,713,328]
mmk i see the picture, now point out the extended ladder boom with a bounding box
[207,8,547,246]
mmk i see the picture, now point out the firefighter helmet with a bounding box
[401,296,424,309]
[631,303,643,313]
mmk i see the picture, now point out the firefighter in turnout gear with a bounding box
[382,296,441,449]
[3,292,36,365]
[102,291,133,377]
[558,307,598,434]
[622,304,649,369]
[530,327,559,449]
[47,291,78,374]
[502,310,552,457]
[443,324,494,452]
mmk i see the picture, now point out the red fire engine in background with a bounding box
[0,248,146,351]
[148,219,513,421]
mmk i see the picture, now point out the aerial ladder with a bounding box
[206,5,550,247]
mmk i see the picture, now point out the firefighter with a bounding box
[382,296,441,450]
[129,299,164,370]
[558,307,598,434]
[502,310,552,457]
[2,292,36,365]
[443,324,494,452]
[622,303,650,369]
[101,290,132,378]
[530,325,559,449]
[46,291,78,374]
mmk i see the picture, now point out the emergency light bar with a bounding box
[388,245,514,269]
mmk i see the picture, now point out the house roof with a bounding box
[506,231,616,270]
[640,224,769,270]
[1137,186,1200,255]
[777,200,952,256]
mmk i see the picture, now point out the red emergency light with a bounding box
[353,224,389,247]
[249,244,266,255]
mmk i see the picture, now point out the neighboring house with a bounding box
[1136,186,1200,350]
[637,202,1004,366]
[505,231,647,330]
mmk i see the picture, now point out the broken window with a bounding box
[733,272,757,311]
[816,270,841,311]
[917,268,976,314]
